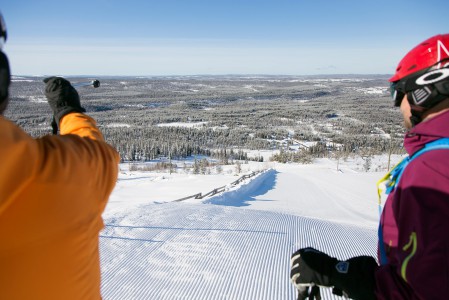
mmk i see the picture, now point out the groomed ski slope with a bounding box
[100,159,385,299]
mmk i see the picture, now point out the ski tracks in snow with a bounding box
[100,206,377,298]
[100,165,379,299]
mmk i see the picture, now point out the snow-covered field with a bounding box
[100,156,398,299]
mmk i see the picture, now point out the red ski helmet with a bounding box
[389,34,449,127]
[390,34,449,82]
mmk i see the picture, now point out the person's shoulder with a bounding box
[1,116,19,130]
[0,116,32,142]
[407,149,449,181]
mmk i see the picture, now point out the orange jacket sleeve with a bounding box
[0,112,120,300]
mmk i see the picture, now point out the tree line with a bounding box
[6,76,405,164]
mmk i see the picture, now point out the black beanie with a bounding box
[0,51,10,104]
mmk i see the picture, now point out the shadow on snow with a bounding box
[204,169,278,207]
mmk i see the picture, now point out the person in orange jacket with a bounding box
[0,14,120,300]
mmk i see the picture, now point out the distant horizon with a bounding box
[11,73,393,78]
[4,0,447,76]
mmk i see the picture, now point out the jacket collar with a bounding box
[404,110,449,155]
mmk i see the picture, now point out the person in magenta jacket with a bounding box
[290,34,449,299]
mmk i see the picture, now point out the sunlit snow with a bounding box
[100,155,401,299]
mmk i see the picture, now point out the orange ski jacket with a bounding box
[0,113,120,300]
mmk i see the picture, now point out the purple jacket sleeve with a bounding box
[374,151,449,299]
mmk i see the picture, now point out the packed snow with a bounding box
[100,155,401,299]
[106,123,133,128]
[347,86,388,95]
[157,122,208,128]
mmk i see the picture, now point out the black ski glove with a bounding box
[290,247,378,300]
[43,76,85,133]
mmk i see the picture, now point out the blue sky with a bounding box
[2,0,449,76]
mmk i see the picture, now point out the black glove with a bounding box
[43,77,85,133]
[290,247,377,300]
[296,285,321,300]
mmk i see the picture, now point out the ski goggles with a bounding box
[391,61,449,107]
[391,73,436,107]
[390,81,405,107]
[391,79,435,108]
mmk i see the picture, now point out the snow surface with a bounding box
[157,122,208,128]
[100,157,394,299]
[106,123,133,128]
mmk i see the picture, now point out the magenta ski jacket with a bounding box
[374,110,449,299]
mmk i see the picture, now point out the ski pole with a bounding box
[72,79,100,88]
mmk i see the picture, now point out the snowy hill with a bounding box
[100,158,394,299]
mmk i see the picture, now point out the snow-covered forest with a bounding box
[8,75,405,165]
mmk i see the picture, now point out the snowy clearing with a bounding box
[106,123,133,128]
[157,122,208,128]
[100,158,386,299]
